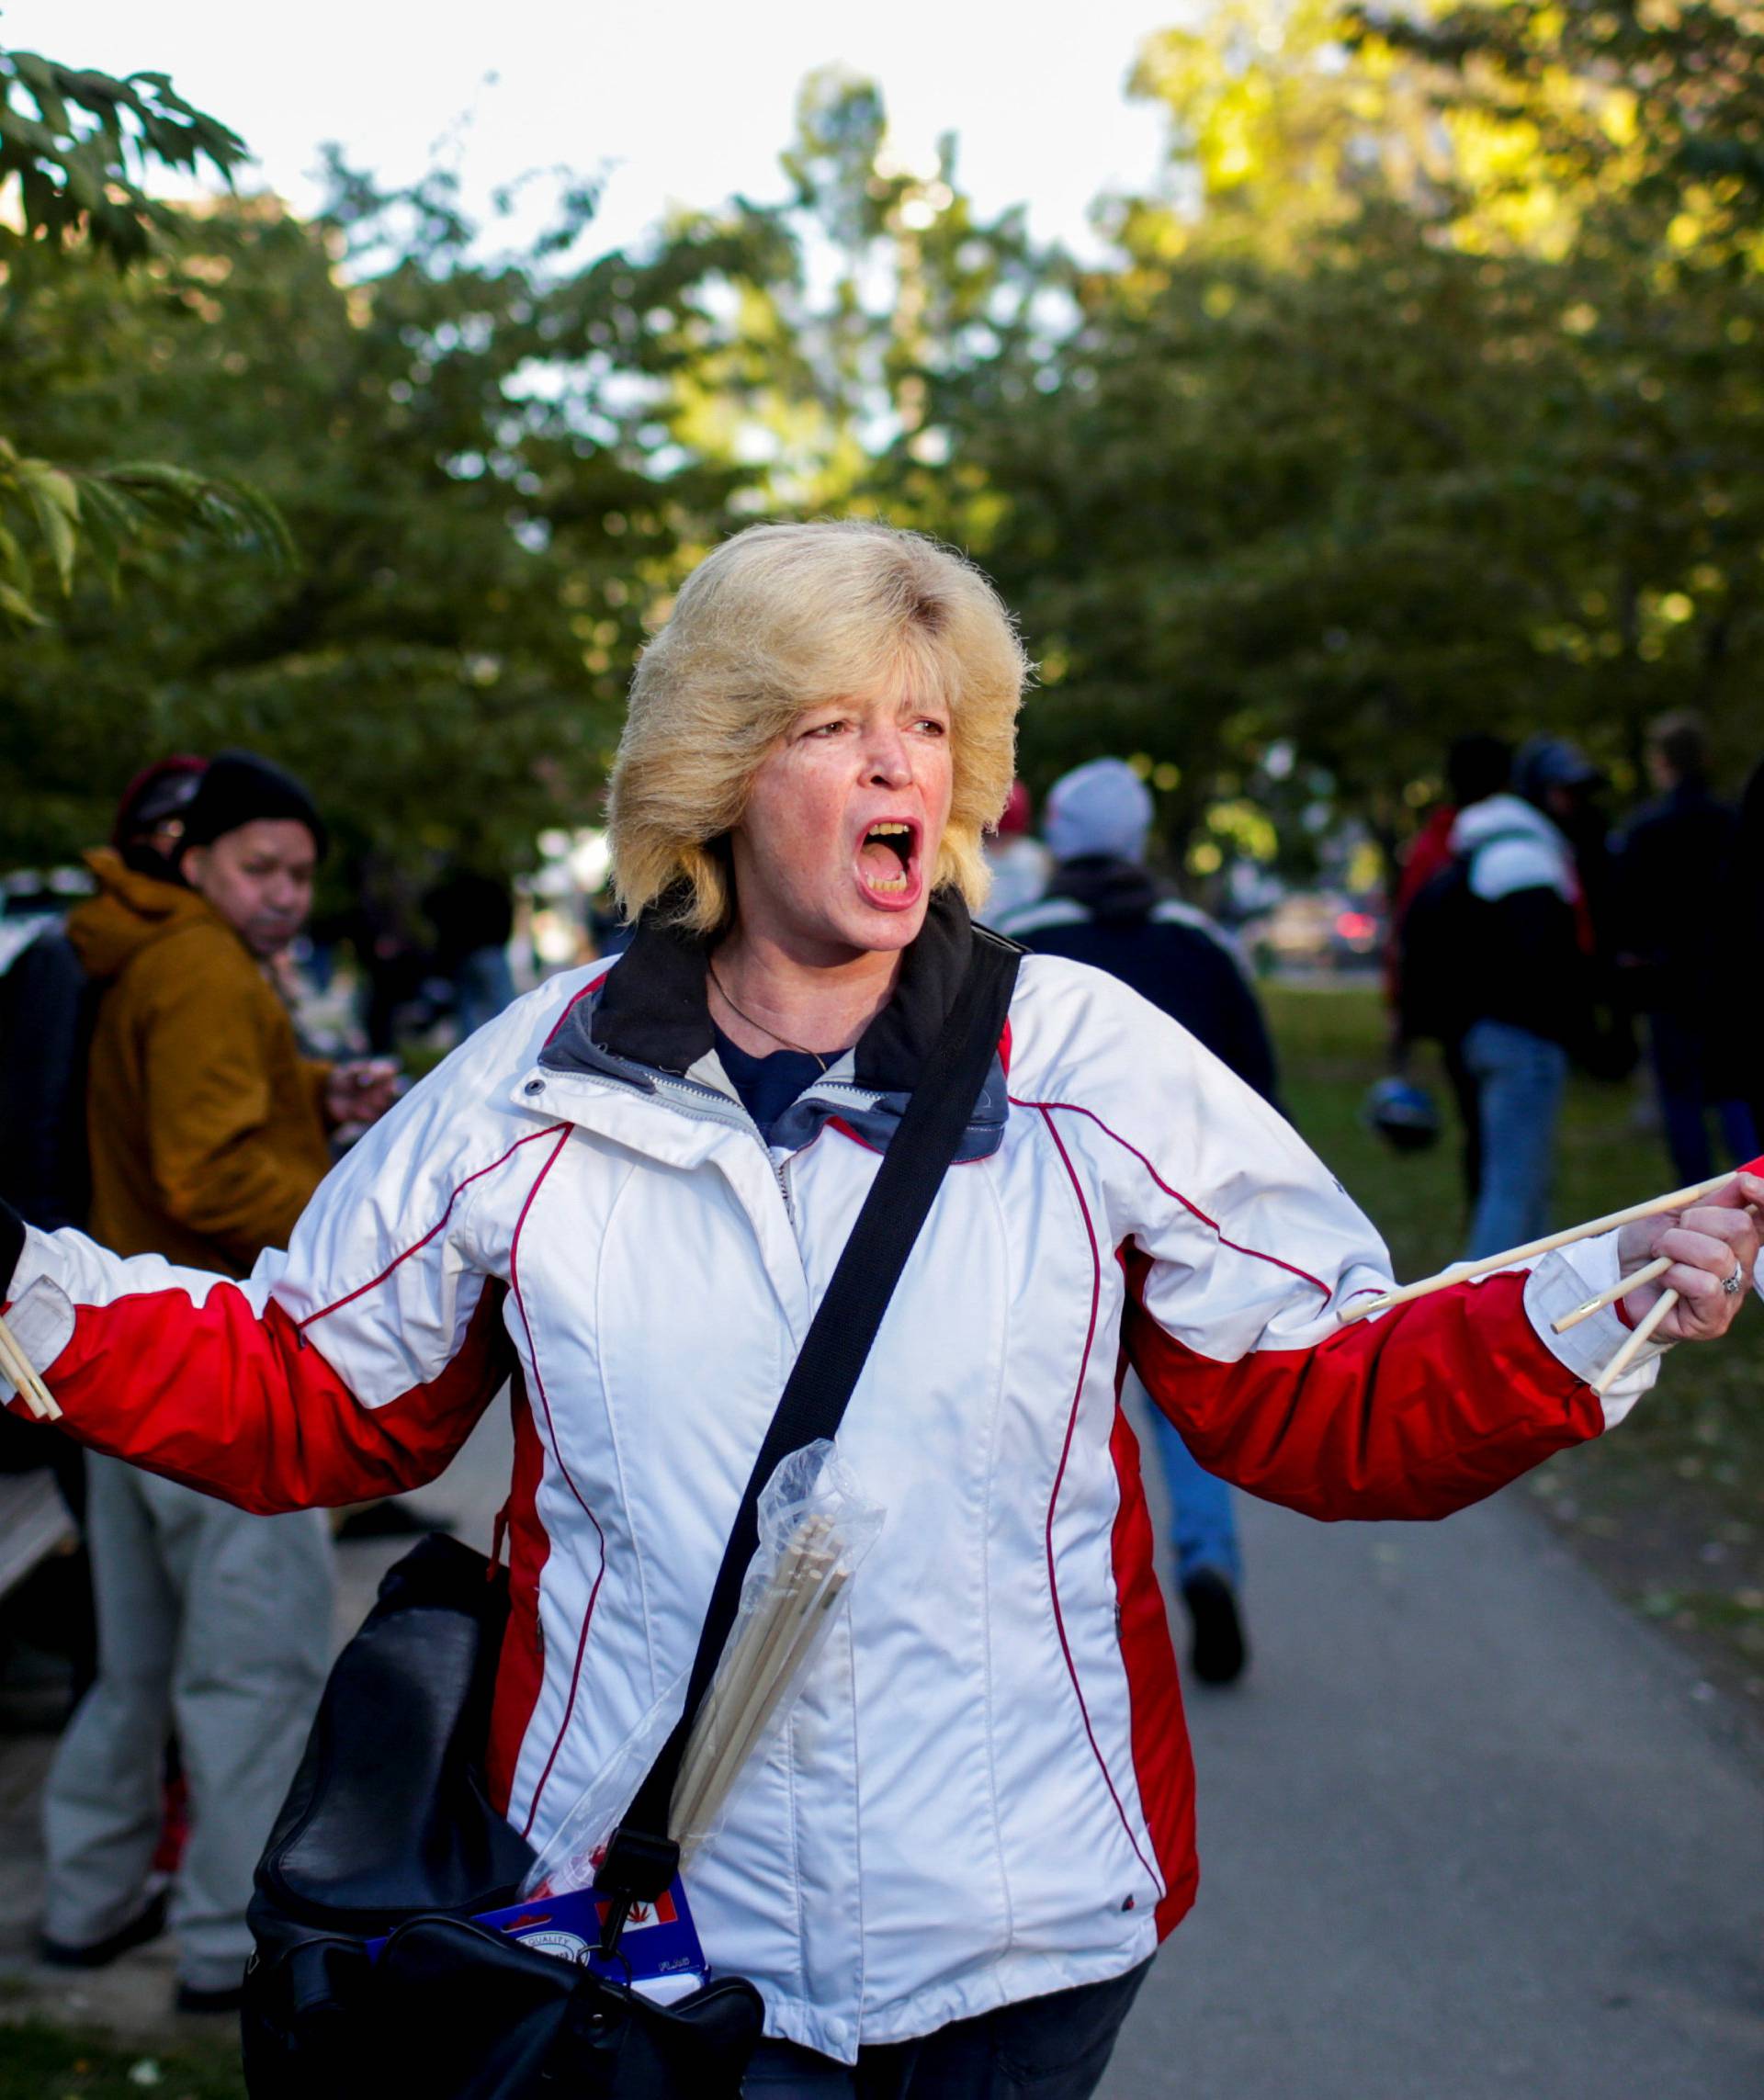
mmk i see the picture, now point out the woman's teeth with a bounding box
[863,822,913,893]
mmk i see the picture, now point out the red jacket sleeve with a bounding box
[6,1267,511,1514]
[1124,1248,1603,1521]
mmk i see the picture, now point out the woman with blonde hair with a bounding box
[3,520,1758,2096]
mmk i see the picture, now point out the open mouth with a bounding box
[856,819,920,903]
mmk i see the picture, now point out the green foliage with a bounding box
[0,157,782,871]
[7,16,1764,887]
[1362,0,1764,259]
[0,41,288,627]
[0,46,247,265]
[858,4,1764,870]
[0,437,295,627]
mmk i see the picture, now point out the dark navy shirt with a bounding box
[712,1025,831,1146]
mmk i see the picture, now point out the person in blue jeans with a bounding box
[1000,758,1275,1684]
[1459,1017,1569,1260]
[1399,740,1595,1264]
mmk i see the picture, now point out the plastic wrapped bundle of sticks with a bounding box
[670,1459,878,1865]
[1339,1155,1764,1395]
[524,1440,881,1900]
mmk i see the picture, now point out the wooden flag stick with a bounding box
[1338,1164,1748,1326]
[1552,1257,1672,1336]
[671,1521,833,1840]
[0,1315,59,1422]
[678,1565,847,1860]
[683,1519,831,1779]
[692,1550,830,1803]
[1593,1288,1678,1397]
[711,1569,848,1794]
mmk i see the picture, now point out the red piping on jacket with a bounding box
[296,1124,568,1330]
[1011,1095,1331,1301]
[1036,1103,1166,1894]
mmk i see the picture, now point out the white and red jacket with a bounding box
[0,902,1661,2062]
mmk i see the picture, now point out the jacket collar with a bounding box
[533,890,1008,1162]
[582,888,974,1087]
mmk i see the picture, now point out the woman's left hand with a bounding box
[1616,1170,1764,1343]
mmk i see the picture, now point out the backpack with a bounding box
[1395,857,1476,1046]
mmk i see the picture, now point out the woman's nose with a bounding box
[863,725,912,785]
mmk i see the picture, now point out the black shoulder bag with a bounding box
[243,930,1020,2100]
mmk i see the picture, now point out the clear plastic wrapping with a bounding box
[522,1439,881,1898]
[669,1440,882,1867]
[518,1671,682,1898]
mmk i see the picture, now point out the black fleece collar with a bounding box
[578,888,978,1092]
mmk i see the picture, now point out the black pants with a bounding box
[741,1958,1151,2098]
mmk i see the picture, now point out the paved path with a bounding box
[1100,1417,1764,2099]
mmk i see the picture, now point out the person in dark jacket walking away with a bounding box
[999,757,1274,1683]
[1613,713,1758,1184]
[1514,735,1635,1087]
[1398,744,1594,1261]
[1386,737,1512,1214]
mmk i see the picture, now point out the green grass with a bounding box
[1268,981,1764,1722]
[0,2023,244,2100]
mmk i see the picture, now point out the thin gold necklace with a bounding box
[707,959,831,1073]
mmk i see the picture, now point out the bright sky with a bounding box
[3,1,1189,260]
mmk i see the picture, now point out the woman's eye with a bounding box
[914,717,947,736]
[804,718,849,739]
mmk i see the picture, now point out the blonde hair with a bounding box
[607,520,1030,935]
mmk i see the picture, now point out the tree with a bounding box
[0,152,789,871]
[0,44,291,626]
[871,2,1764,883]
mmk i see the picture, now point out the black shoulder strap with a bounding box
[598,928,1021,1912]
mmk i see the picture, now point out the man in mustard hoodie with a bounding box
[40,751,396,2014]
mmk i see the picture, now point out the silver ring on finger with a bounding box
[1721,1259,1745,1296]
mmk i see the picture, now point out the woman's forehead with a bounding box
[795,654,957,717]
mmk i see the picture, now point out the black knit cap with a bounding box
[176,750,328,860]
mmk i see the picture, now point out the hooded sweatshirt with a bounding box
[68,849,333,1276]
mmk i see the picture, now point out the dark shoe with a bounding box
[40,1890,168,1969]
[175,1978,246,2015]
[1182,1569,1248,1686]
[334,1499,456,1541]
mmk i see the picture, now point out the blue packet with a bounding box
[367,1875,709,2005]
